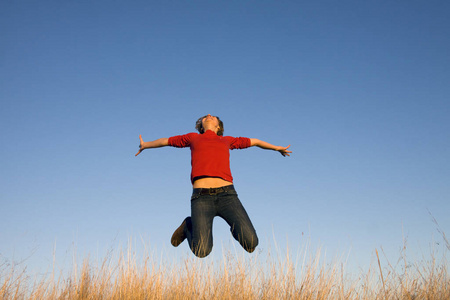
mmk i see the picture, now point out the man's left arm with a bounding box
[250,138,292,157]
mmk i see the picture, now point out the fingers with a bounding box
[280,145,292,157]
[135,135,143,156]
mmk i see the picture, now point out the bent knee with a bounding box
[244,236,259,253]
[192,242,213,258]
[246,247,256,253]
[193,248,212,258]
[194,251,210,258]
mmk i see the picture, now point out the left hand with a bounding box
[277,145,292,157]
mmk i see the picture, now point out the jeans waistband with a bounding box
[192,185,235,196]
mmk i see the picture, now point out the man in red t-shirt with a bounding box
[135,114,291,257]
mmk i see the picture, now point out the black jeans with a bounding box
[185,185,258,258]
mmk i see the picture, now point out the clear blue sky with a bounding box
[1,1,449,274]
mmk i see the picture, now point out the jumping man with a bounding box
[135,114,291,257]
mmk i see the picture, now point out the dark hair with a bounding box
[195,115,224,136]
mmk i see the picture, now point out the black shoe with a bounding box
[171,218,188,247]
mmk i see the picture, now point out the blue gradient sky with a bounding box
[1,1,449,274]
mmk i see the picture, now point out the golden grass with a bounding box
[1,238,449,300]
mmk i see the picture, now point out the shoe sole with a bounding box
[171,218,187,247]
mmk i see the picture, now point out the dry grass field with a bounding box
[3,216,450,300]
[1,235,448,300]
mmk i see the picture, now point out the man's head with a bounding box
[195,114,224,136]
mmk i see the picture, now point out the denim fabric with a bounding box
[184,186,258,258]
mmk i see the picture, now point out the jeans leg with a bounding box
[190,195,215,258]
[217,191,259,253]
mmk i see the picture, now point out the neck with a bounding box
[203,128,217,134]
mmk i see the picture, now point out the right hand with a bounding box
[135,135,144,156]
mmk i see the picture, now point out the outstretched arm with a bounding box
[135,135,169,156]
[250,138,292,157]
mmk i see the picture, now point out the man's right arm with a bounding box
[135,135,169,156]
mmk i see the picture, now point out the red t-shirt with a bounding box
[168,130,251,183]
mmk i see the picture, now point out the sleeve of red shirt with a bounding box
[168,133,197,148]
[227,136,251,150]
